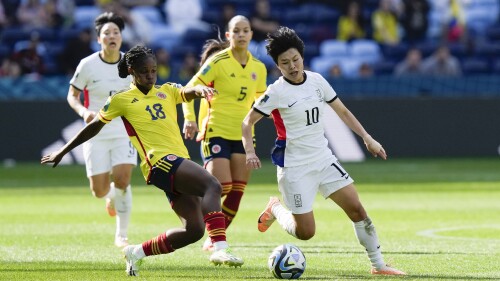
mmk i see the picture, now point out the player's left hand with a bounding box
[40,150,64,167]
[183,120,199,140]
[363,135,387,160]
[195,85,217,101]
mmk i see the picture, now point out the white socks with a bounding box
[104,183,116,199]
[114,184,132,238]
[213,241,229,251]
[353,217,385,269]
[272,203,297,238]
[133,244,146,259]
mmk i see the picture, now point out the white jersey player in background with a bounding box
[242,26,405,276]
[67,12,136,247]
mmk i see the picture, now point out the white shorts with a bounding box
[277,156,354,214]
[83,137,137,177]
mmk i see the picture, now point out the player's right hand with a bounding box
[41,150,64,167]
[183,120,199,140]
[246,152,261,169]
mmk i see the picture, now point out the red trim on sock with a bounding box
[204,211,226,243]
[142,232,175,256]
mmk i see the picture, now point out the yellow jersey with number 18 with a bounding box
[183,48,267,140]
[98,82,189,181]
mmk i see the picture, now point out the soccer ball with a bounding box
[268,243,306,279]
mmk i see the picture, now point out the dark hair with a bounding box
[118,45,155,78]
[94,12,125,36]
[199,27,230,66]
[266,26,304,64]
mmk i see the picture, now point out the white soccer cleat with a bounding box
[258,197,280,232]
[202,237,214,252]
[123,245,143,276]
[209,248,244,267]
[371,264,406,275]
[115,235,129,248]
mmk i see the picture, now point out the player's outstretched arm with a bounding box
[182,85,217,102]
[242,109,265,169]
[328,98,387,160]
[41,118,106,167]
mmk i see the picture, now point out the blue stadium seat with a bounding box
[462,58,490,74]
[319,39,348,58]
[310,56,341,76]
[339,58,363,78]
[349,39,381,64]
[130,6,164,25]
[74,6,101,29]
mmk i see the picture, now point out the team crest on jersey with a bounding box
[201,65,211,75]
[251,72,257,81]
[156,92,166,99]
[166,154,178,161]
[103,98,111,112]
[259,94,269,105]
[211,144,221,154]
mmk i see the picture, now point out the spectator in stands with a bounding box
[99,1,149,47]
[218,3,236,31]
[155,47,172,84]
[372,0,400,46]
[337,1,366,42]
[13,31,45,77]
[394,48,424,76]
[59,27,93,76]
[0,1,8,31]
[250,0,279,42]
[16,0,62,29]
[164,0,210,34]
[421,45,462,76]
[0,56,22,78]
[328,63,342,78]
[358,62,374,78]
[1,0,20,26]
[177,52,198,84]
[400,0,429,44]
[444,0,467,43]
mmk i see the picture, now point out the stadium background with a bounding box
[1,0,499,162]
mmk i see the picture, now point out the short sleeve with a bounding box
[187,59,216,87]
[70,60,88,90]
[98,96,122,123]
[255,64,268,99]
[161,83,184,104]
[319,75,337,103]
[253,86,278,116]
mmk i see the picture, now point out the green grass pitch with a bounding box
[1,158,499,280]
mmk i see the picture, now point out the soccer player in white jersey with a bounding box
[241,26,406,276]
[67,12,137,247]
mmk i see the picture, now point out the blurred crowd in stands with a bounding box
[0,0,499,83]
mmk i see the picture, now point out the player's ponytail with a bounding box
[118,54,129,78]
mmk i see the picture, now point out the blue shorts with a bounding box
[201,137,250,163]
[148,154,185,203]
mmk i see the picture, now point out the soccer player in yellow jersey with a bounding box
[41,45,243,276]
[183,15,268,251]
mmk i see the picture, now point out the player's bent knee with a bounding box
[186,224,205,242]
[204,176,222,196]
[296,228,315,240]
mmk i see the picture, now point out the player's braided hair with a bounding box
[266,26,304,64]
[118,45,155,78]
[94,12,125,36]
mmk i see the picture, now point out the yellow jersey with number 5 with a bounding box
[183,48,267,140]
[98,83,189,181]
